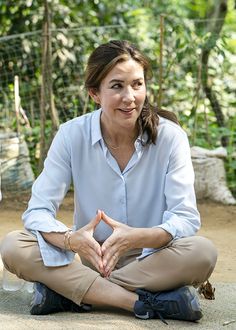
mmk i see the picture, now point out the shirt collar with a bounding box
[91,108,103,146]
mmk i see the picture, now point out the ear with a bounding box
[88,88,100,104]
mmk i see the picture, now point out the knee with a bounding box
[0,230,24,270]
[191,236,218,276]
[196,236,217,264]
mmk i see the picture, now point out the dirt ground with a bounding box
[0,192,235,283]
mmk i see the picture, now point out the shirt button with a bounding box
[120,198,125,204]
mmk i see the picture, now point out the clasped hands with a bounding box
[69,210,134,277]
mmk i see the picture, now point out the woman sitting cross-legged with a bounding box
[0,40,217,324]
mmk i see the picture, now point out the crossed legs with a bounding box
[0,230,217,312]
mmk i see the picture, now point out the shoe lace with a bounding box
[155,311,168,325]
[141,292,168,325]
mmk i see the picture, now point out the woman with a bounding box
[0,40,217,323]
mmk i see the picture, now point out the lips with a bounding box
[119,108,135,112]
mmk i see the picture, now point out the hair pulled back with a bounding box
[85,40,178,145]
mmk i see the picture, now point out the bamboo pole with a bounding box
[30,100,35,128]
[45,0,59,133]
[192,53,203,145]
[39,0,59,170]
[39,1,48,170]
[157,14,164,109]
[14,75,20,135]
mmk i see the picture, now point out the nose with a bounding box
[122,86,135,103]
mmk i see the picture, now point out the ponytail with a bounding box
[138,98,179,145]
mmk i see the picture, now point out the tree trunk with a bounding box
[201,0,228,146]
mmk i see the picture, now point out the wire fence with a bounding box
[0,18,235,143]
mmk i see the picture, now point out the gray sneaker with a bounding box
[30,282,91,315]
[134,286,203,324]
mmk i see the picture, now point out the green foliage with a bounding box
[0,0,235,196]
[22,120,54,175]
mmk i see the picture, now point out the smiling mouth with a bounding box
[118,108,135,112]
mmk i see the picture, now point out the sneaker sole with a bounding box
[177,286,203,321]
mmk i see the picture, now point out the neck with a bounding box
[100,112,139,147]
[101,122,138,149]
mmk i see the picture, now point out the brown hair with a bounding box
[85,40,179,145]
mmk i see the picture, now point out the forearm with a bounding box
[129,227,173,249]
[41,231,66,250]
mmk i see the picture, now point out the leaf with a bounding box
[197,280,215,300]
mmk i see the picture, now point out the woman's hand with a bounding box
[70,210,104,274]
[101,211,135,277]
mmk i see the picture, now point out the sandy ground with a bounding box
[0,192,236,282]
[0,193,236,329]
[0,282,235,330]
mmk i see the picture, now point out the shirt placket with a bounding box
[119,174,128,224]
[100,138,144,225]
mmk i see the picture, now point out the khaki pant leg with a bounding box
[109,236,217,292]
[0,230,100,305]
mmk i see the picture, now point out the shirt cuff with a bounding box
[32,230,75,267]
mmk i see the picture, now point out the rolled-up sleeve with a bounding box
[22,125,74,266]
[158,131,200,238]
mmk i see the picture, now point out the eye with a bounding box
[133,81,143,89]
[111,83,123,89]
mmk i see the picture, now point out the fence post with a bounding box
[39,3,47,170]
[157,14,164,110]
[14,75,20,135]
[39,0,59,170]
[46,0,59,133]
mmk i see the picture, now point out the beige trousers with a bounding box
[0,230,217,305]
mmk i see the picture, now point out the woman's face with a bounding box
[89,59,146,131]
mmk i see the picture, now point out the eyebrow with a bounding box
[109,78,144,84]
[109,79,124,84]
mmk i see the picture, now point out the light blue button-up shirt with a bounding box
[22,109,200,267]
